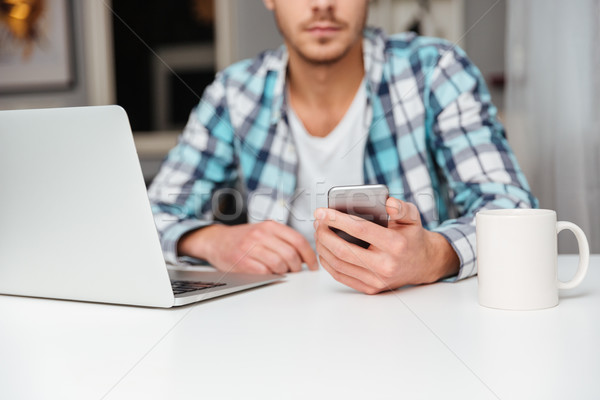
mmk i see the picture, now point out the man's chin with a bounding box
[297,46,352,66]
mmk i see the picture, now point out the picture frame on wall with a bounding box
[0,0,74,93]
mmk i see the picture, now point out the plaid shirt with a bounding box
[148,28,537,280]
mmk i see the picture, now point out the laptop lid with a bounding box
[0,106,179,307]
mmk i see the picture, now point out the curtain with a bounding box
[505,0,600,253]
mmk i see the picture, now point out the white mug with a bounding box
[476,209,589,310]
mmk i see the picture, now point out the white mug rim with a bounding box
[477,208,555,218]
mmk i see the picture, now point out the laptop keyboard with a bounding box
[171,280,226,295]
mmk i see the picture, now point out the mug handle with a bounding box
[556,221,590,290]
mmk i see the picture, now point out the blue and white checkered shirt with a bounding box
[148,28,537,280]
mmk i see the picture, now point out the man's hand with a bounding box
[313,197,459,294]
[178,221,319,275]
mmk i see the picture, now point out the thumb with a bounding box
[386,197,421,227]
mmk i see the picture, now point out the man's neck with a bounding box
[286,41,365,137]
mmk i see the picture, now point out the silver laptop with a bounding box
[0,106,283,307]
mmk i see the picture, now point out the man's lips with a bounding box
[307,24,342,30]
[305,23,343,36]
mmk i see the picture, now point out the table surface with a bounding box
[1,255,598,400]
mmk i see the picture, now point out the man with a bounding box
[148,0,536,294]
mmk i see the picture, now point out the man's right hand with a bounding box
[177,221,319,274]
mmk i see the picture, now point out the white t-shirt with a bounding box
[287,81,368,248]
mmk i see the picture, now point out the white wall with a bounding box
[215,0,282,70]
[463,0,506,110]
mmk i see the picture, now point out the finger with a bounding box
[249,246,288,275]
[314,208,389,249]
[319,256,383,295]
[228,258,270,274]
[386,197,421,227]
[266,221,319,270]
[264,237,304,273]
[314,219,375,268]
[315,237,388,290]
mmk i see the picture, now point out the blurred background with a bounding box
[1,0,599,253]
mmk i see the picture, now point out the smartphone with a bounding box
[327,184,389,248]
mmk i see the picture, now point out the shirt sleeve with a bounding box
[426,44,538,281]
[147,74,238,265]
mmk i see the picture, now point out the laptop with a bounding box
[0,106,283,307]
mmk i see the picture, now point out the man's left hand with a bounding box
[313,197,459,294]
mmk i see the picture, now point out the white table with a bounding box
[1,255,598,400]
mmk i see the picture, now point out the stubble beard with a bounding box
[290,38,359,66]
[274,10,367,67]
